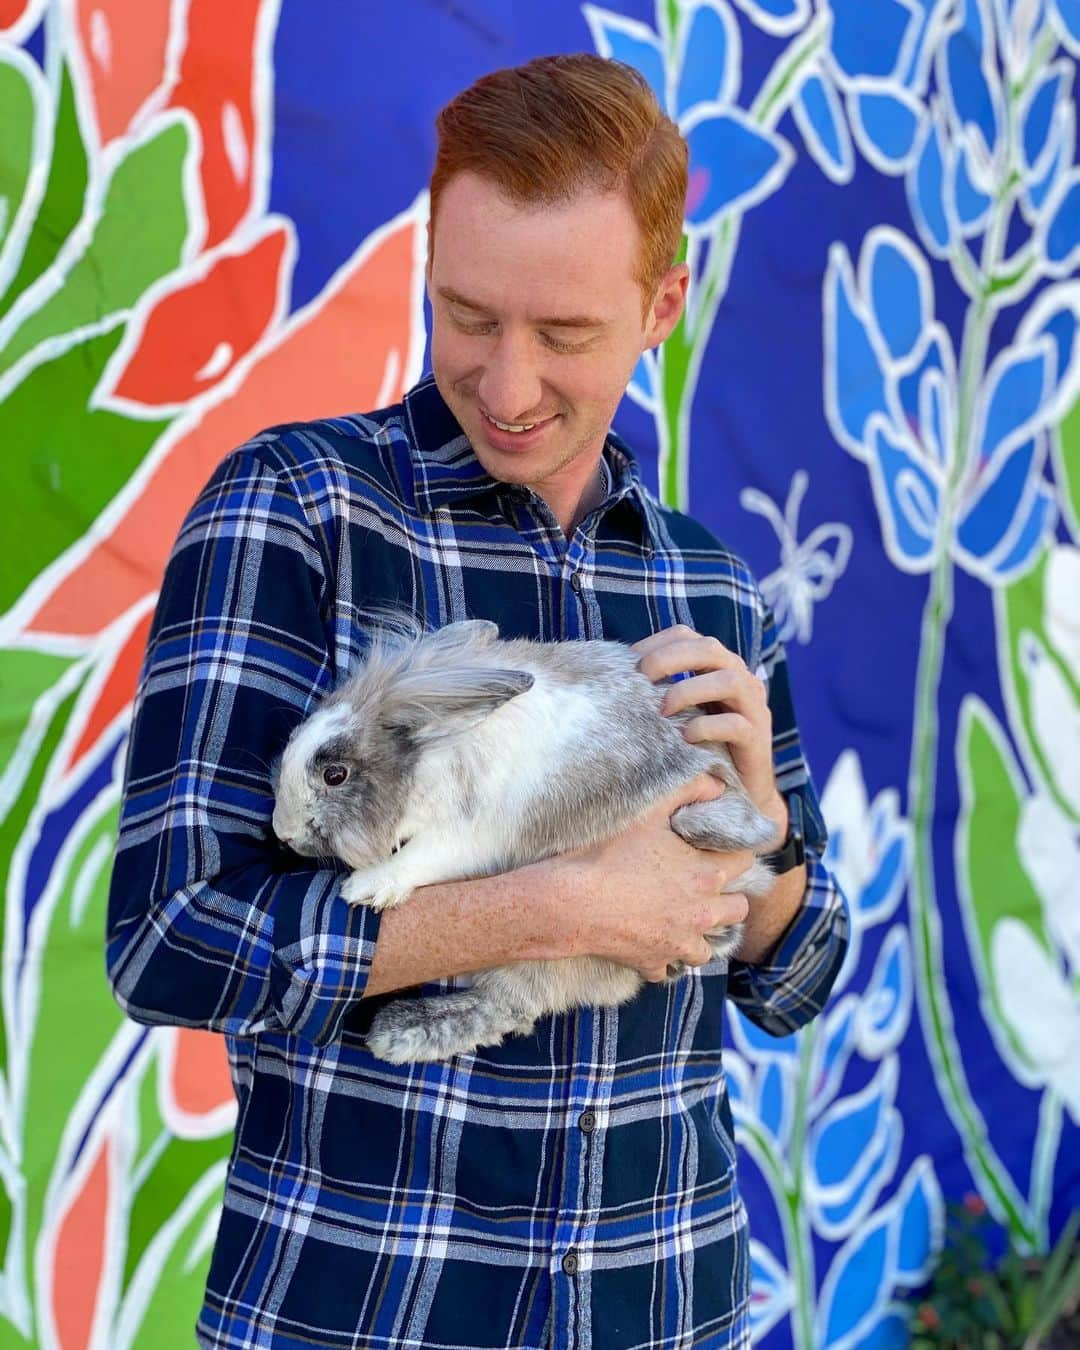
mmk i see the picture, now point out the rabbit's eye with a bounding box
[322,764,348,787]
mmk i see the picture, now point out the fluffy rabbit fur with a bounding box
[272,618,779,1063]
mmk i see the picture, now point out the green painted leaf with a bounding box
[999,553,1079,820]
[0,326,168,616]
[955,697,1048,1069]
[0,116,192,375]
[0,648,75,827]
[22,798,128,1291]
[0,52,41,264]
[122,1033,231,1298]
[0,654,82,1276]
[1057,393,1080,538]
[126,1170,224,1350]
[0,66,87,319]
[123,1132,230,1294]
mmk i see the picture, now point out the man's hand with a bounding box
[634,624,787,846]
[549,775,754,982]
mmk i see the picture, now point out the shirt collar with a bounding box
[404,375,650,526]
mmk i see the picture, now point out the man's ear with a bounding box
[643,263,690,349]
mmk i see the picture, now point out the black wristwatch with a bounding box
[761,792,805,874]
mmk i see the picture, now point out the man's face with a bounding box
[428,172,686,504]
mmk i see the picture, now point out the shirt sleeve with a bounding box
[105,443,383,1046]
[725,597,849,1036]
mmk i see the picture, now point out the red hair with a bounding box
[429,54,688,309]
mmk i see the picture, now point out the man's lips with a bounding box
[478,407,559,450]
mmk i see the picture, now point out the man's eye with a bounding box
[322,764,349,787]
[452,314,495,334]
[542,333,584,354]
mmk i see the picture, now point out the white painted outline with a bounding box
[731,0,810,39]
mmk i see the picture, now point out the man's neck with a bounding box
[537,458,607,537]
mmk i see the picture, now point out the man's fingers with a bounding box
[631,624,698,656]
[660,771,726,810]
[661,668,765,717]
[638,636,745,684]
[680,711,755,747]
[710,891,749,927]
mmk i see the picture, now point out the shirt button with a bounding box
[562,1251,579,1276]
[569,571,582,593]
[578,1110,596,1133]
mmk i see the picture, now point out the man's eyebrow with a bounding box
[437,286,608,329]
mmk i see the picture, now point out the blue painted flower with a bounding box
[584,1,794,230]
[816,1158,942,1347]
[823,227,1070,582]
[792,0,936,186]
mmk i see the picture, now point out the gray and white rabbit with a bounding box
[272,618,779,1063]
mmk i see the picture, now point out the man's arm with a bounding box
[107,445,750,1045]
[634,618,849,1035]
[106,443,386,1046]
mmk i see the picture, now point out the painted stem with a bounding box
[654,18,828,508]
[785,1032,818,1350]
[905,111,1040,1244]
[906,544,1035,1247]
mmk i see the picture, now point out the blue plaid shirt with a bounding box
[107,375,848,1350]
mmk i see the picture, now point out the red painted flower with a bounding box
[26,205,424,639]
[48,1122,117,1350]
[73,0,173,145]
[0,0,44,32]
[167,0,268,247]
[104,220,292,409]
[160,1028,236,1139]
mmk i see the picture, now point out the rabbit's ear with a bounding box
[390,667,533,744]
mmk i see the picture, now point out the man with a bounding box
[107,54,847,1350]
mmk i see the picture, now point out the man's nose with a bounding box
[477,333,542,423]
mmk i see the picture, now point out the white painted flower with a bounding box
[1045,545,1080,677]
[1018,793,1080,977]
[992,918,1080,1122]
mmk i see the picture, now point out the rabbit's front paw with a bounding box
[341,868,412,909]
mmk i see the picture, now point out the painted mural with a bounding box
[0,1,1075,1346]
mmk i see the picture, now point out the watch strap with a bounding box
[761,792,805,875]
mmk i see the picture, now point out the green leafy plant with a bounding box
[909,1196,1080,1349]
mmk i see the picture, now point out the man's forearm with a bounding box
[362,861,572,998]
[736,863,808,964]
